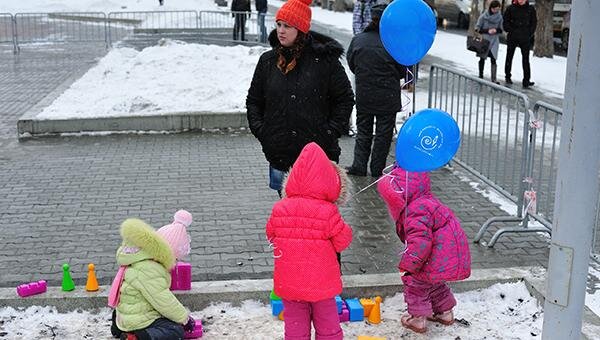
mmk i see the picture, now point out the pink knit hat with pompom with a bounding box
[156,210,192,259]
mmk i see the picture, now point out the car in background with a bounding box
[435,0,471,28]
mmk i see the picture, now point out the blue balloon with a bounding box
[395,109,460,172]
[380,0,437,66]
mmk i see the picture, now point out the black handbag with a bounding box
[467,35,490,54]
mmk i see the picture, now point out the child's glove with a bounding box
[183,316,195,332]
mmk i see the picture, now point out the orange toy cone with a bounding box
[86,263,99,291]
[368,296,382,324]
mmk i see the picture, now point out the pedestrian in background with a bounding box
[475,0,503,84]
[346,3,406,178]
[352,0,376,35]
[246,0,354,197]
[256,0,268,43]
[231,0,251,41]
[503,0,536,88]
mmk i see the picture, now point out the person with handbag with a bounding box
[475,0,503,84]
[503,0,537,88]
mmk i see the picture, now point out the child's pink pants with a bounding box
[402,274,457,317]
[282,298,343,340]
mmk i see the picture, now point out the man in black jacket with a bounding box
[346,4,406,177]
[256,0,268,43]
[231,0,251,41]
[503,0,537,88]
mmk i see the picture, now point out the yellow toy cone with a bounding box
[86,263,99,292]
[367,296,382,324]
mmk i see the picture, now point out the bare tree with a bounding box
[533,0,554,57]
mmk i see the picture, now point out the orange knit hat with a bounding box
[276,0,312,33]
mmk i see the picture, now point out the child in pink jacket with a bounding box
[266,142,353,340]
[377,164,471,334]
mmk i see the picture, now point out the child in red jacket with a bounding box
[266,142,353,340]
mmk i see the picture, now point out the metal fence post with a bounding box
[542,0,600,338]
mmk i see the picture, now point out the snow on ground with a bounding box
[37,40,267,119]
[0,281,544,340]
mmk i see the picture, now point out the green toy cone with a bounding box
[62,263,75,291]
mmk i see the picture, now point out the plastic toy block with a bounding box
[367,296,382,324]
[16,280,47,297]
[270,290,281,301]
[184,319,203,339]
[278,310,284,321]
[357,336,386,340]
[61,263,75,292]
[345,298,364,321]
[271,299,284,316]
[360,298,375,317]
[86,263,99,291]
[170,262,192,291]
[338,304,349,323]
[335,295,343,314]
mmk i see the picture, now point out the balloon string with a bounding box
[349,163,395,199]
[400,67,414,113]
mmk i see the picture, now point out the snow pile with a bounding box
[37,40,268,119]
[0,281,544,339]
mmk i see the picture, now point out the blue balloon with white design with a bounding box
[380,0,437,66]
[395,109,460,172]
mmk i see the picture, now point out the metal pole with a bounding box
[542,0,600,338]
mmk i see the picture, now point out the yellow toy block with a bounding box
[359,298,375,317]
[357,336,386,340]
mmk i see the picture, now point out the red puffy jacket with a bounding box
[266,143,353,302]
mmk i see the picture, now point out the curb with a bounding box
[18,111,248,137]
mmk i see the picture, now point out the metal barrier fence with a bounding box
[107,10,198,45]
[198,10,276,39]
[0,13,15,51]
[5,10,274,51]
[14,12,107,48]
[428,64,551,247]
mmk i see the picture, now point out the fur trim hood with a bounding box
[117,218,176,270]
[268,29,345,60]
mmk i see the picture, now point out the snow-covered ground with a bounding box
[0,281,547,340]
[37,40,267,118]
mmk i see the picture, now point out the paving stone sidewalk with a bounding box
[0,43,552,290]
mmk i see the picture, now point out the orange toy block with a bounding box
[86,263,99,292]
[359,298,375,317]
[278,311,284,321]
[357,336,386,340]
[367,296,382,324]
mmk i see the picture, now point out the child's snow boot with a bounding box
[401,313,427,333]
[427,309,455,325]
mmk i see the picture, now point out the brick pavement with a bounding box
[0,42,552,290]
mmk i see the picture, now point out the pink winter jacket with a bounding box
[377,165,471,283]
[266,143,353,302]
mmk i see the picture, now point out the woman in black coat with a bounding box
[346,4,406,178]
[246,0,354,195]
